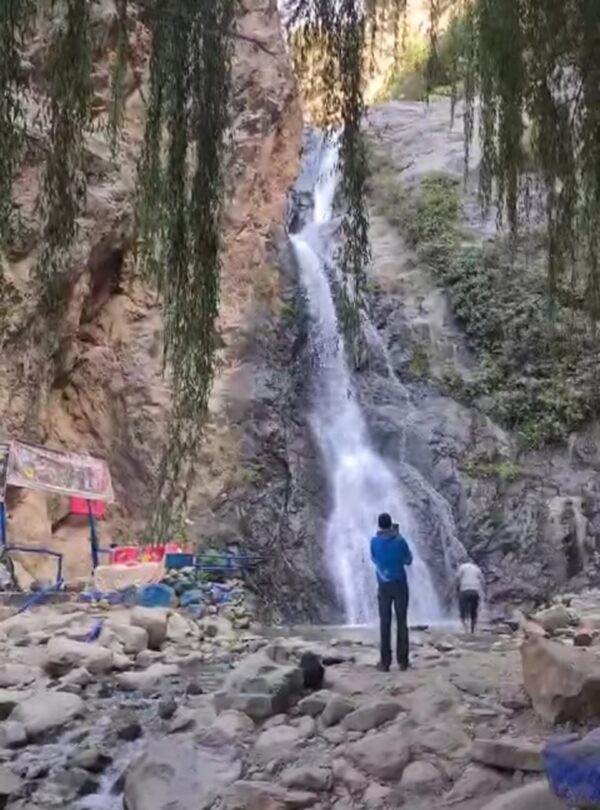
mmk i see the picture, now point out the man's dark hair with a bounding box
[378,513,392,530]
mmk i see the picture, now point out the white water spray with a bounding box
[290,139,444,625]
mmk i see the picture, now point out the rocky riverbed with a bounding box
[6,593,600,810]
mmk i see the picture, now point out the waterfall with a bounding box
[290,137,445,626]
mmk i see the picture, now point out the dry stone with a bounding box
[400,760,442,790]
[280,766,332,792]
[347,728,411,781]
[321,694,354,727]
[212,710,255,740]
[444,764,511,805]
[130,608,168,650]
[105,623,148,655]
[117,662,178,692]
[124,736,241,810]
[254,724,304,763]
[44,637,113,677]
[471,737,544,772]
[0,664,36,688]
[10,690,84,739]
[342,699,400,732]
[298,690,332,717]
[479,781,569,810]
[214,648,303,721]
[532,605,573,634]
[522,634,600,723]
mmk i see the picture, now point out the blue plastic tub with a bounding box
[165,553,196,570]
[544,730,600,808]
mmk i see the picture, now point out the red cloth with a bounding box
[69,498,106,519]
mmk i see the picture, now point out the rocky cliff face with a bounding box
[360,100,600,612]
[0,0,335,616]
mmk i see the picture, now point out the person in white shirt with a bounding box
[455,561,485,633]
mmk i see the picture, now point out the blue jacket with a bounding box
[370,529,413,584]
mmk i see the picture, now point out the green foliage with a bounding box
[369,147,600,448]
[461,452,522,483]
[138,0,236,541]
[451,0,600,321]
[37,0,92,312]
[0,0,33,246]
[408,344,429,377]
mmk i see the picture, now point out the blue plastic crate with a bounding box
[165,553,196,570]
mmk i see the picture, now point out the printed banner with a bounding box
[0,443,9,503]
[6,440,114,502]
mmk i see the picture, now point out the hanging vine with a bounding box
[136,0,235,540]
[37,0,91,313]
[0,0,32,247]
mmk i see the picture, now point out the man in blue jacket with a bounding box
[370,513,413,672]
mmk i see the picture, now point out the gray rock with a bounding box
[331,758,367,794]
[167,707,196,734]
[114,709,142,741]
[60,667,93,689]
[44,637,113,677]
[254,725,304,763]
[0,765,23,803]
[342,699,400,732]
[212,710,255,740]
[471,737,544,772]
[10,690,84,740]
[130,608,168,650]
[321,695,355,727]
[0,664,37,688]
[347,728,411,781]
[297,690,332,717]
[71,746,113,774]
[522,634,600,723]
[105,622,149,655]
[400,760,442,790]
[478,781,569,810]
[280,765,332,792]
[443,764,511,804]
[224,780,317,810]
[124,736,241,810]
[0,689,30,721]
[158,696,177,720]
[117,662,178,692]
[214,649,303,721]
[166,612,191,642]
[0,720,26,749]
[411,722,470,759]
[532,605,573,634]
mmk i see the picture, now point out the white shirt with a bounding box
[457,562,484,593]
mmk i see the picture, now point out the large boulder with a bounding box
[214,647,303,721]
[105,623,149,655]
[346,728,411,781]
[10,690,84,740]
[521,635,600,723]
[130,608,168,650]
[44,637,113,677]
[532,605,574,634]
[124,735,241,810]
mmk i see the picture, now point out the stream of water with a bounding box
[290,137,447,626]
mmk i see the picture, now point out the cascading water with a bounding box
[290,137,445,625]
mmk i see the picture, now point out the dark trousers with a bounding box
[459,589,480,632]
[378,579,409,668]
